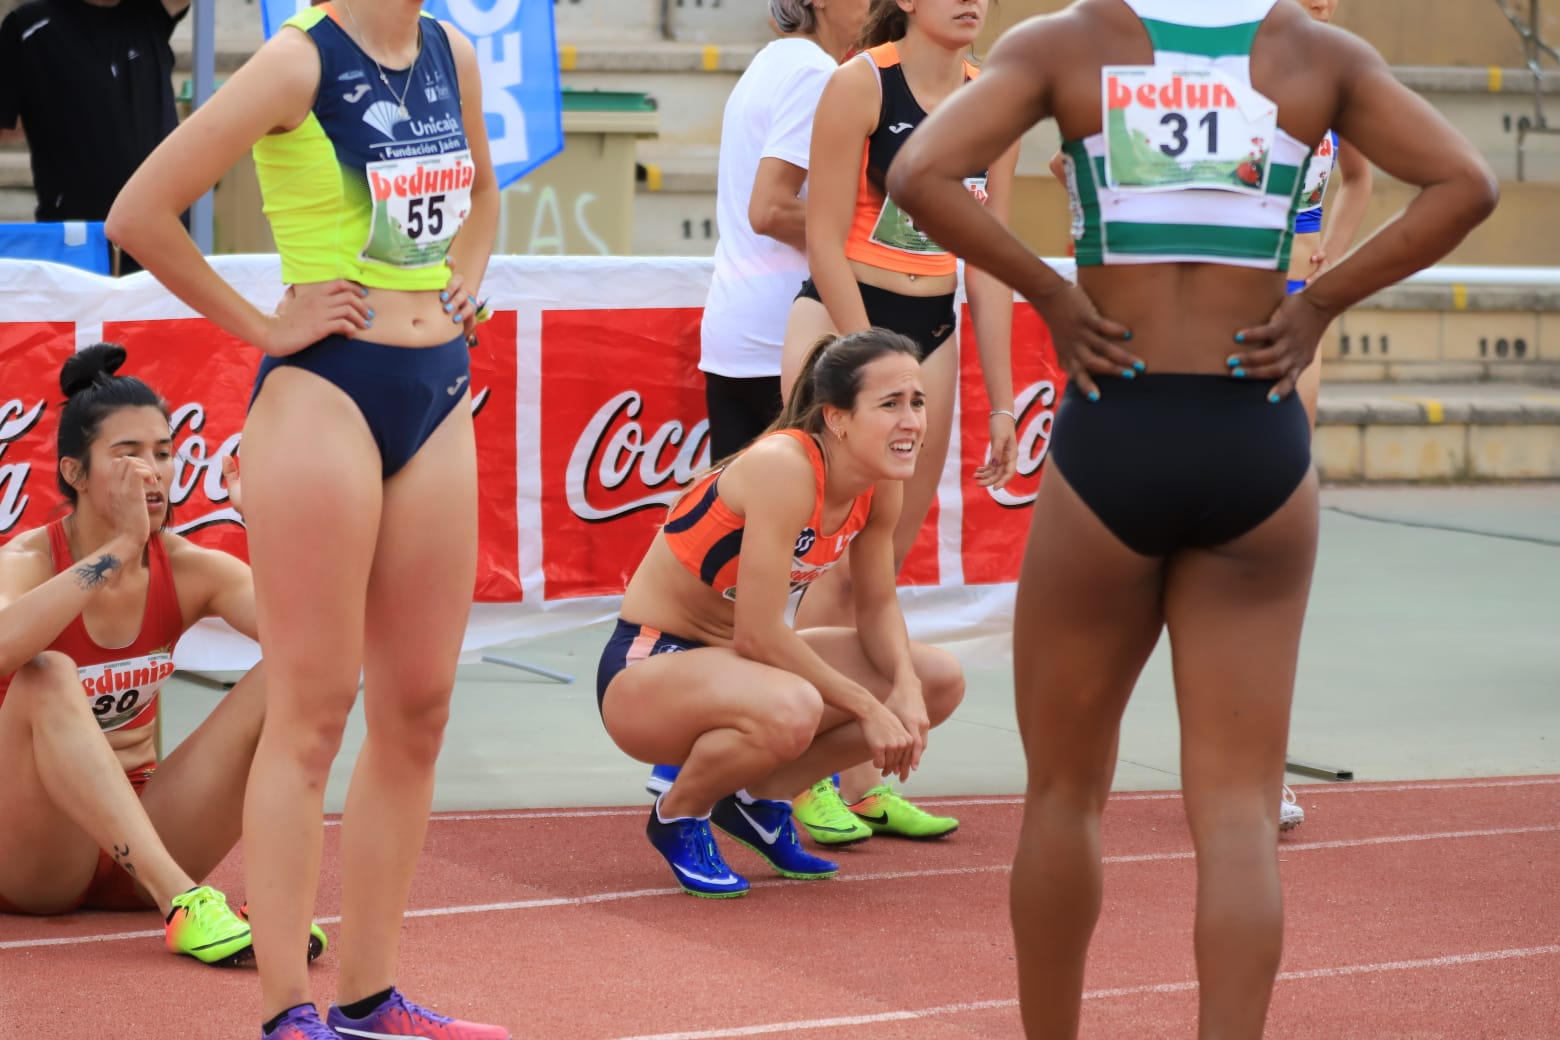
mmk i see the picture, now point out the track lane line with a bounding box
[5,824,1555,952]
[599,945,1560,1039]
[391,775,1560,825]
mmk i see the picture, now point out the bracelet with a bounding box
[990,408,1017,422]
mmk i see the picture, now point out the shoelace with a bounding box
[178,887,230,922]
[809,781,858,828]
[688,822,735,877]
[390,993,453,1026]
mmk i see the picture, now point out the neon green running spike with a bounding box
[793,778,873,846]
[848,785,959,840]
[164,885,253,966]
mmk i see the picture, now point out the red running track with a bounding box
[2,776,1557,1039]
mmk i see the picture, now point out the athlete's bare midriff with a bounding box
[619,537,740,648]
[849,259,957,298]
[1286,229,1324,283]
[1078,263,1289,374]
[292,282,458,347]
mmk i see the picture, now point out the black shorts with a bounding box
[795,278,956,360]
[703,372,783,462]
[1048,372,1312,557]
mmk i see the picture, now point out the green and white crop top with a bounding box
[1060,0,1311,269]
[253,4,473,289]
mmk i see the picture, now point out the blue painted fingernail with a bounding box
[365,320,373,328]
[451,313,462,323]
[1227,356,1241,367]
[1268,392,1281,403]
[1087,389,1101,402]
[1121,368,1136,379]
[1234,332,1246,344]
[1132,360,1145,372]
[359,287,369,298]
[443,302,453,313]
[440,291,449,303]
[1122,330,1133,341]
[1232,367,1246,378]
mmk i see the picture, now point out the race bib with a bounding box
[362,149,475,268]
[1102,65,1278,195]
[868,178,988,256]
[78,652,174,732]
[1298,132,1336,210]
[870,195,945,255]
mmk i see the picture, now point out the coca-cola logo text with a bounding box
[566,390,711,522]
[167,402,241,535]
[986,380,1057,508]
[0,398,47,534]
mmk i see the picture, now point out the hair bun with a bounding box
[60,343,128,397]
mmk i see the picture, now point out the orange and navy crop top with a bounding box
[253,5,473,289]
[844,42,985,278]
[0,520,181,733]
[662,429,875,601]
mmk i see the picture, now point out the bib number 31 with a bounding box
[1102,65,1278,195]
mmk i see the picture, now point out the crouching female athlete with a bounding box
[0,344,321,967]
[597,328,967,897]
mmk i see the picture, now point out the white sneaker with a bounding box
[1280,785,1305,832]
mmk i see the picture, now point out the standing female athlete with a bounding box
[888,1,1496,1036]
[0,344,321,967]
[780,0,1019,842]
[107,0,501,1036]
[599,329,966,897]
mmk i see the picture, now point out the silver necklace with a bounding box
[341,0,420,119]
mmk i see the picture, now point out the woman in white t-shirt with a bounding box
[698,0,871,461]
[644,0,871,806]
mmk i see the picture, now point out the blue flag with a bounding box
[260,0,562,188]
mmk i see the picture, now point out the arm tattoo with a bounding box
[73,554,121,590]
[111,843,138,879]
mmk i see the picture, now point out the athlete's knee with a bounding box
[363,685,452,768]
[262,682,358,780]
[9,652,89,719]
[916,646,966,727]
[755,679,824,762]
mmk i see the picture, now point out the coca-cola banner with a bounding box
[0,323,73,536]
[957,305,1068,585]
[2,255,1065,669]
[540,306,708,600]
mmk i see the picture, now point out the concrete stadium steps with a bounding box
[1315,382,1560,482]
[631,144,719,255]
[555,0,770,44]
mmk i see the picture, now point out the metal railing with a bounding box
[1493,0,1560,179]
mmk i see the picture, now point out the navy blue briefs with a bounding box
[596,618,707,717]
[251,332,470,478]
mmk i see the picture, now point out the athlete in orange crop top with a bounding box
[596,329,967,898]
[780,0,1017,830]
[0,345,322,969]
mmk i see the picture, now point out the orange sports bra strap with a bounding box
[769,428,828,518]
[864,41,901,68]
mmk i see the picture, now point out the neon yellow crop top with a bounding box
[254,5,473,288]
